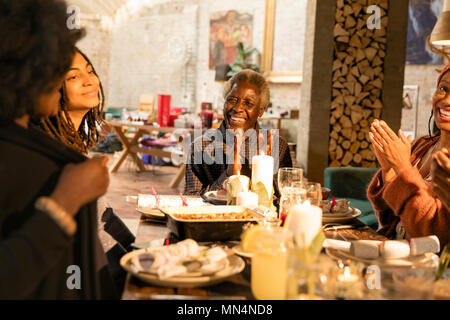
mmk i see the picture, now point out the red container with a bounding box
[157,94,171,127]
[201,111,214,129]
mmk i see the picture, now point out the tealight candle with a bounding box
[236,191,258,207]
[335,266,362,299]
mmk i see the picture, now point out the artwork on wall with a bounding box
[406,0,443,64]
[209,10,254,70]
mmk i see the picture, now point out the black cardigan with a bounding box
[0,119,117,299]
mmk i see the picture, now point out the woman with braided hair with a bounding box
[367,65,450,248]
[39,48,105,154]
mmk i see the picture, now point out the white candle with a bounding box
[287,200,322,247]
[251,152,274,200]
[236,191,258,207]
[226,172,250,197]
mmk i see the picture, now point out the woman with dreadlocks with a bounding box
[367,65,450,248]
[39,48,105,154]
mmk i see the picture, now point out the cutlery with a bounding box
[323,224,358,231]
[246,206,271,219]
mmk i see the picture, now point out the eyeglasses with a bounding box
[226,96,257,110]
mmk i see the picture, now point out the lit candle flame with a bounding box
[344,267,351,278]
[237,171,240,175]
[261,151,265,156]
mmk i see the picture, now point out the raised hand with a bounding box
[369,119,412,175]
[432,148,450,211]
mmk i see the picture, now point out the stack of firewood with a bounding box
[328,0,388,168]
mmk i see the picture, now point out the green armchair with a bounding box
[324,167,380,230]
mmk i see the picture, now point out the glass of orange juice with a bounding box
[250,226,293,300]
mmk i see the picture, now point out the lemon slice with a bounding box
[241,225,268,253]
[241,225,287,253]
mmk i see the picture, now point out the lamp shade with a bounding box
[430,0,450,46]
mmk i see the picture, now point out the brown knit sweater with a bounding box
[367,135,450,248]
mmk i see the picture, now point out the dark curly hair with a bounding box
[0,0,84,120]
[40,48,105,154]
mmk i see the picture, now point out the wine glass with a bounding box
[279,183,307,224]
[302,182,322,206]
[278,168,303,194]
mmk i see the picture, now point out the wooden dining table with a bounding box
[119,203,411,300]
[105,120,195,188]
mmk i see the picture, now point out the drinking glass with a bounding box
[302,182,322,206]
[251,226,293,300]
[279,185,307,223]
[277,168,303,194]
[286,251,338,300]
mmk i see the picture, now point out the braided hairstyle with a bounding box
[40,48,105,154]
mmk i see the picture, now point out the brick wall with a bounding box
[77,0,433,146]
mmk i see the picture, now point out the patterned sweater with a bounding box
[184,121,293,200]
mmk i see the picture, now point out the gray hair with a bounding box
[223,69,270,111]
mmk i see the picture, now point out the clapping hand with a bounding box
[369,119,413,176]
[432,148,450,211]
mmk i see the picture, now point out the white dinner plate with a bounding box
[232,244,254,259]
[136,206,166,219]
[120,250,245,288]
[322,208,362,224]
[322,208,354,217]
[201,190,228,205]
[121,247,229,278]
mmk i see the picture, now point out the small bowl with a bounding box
[321,187,331,200]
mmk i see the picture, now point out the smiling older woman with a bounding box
[367,65,450,248]
[184,69,292,199]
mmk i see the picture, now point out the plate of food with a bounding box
[120,239,245,288]
[201,190,228,205]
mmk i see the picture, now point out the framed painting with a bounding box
[209,10,254,70]
[406,0,443,64]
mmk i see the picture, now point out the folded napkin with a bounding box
[379,240,410,259]
[408,235,440,256]
[131,239,228,279]
[323,239,351,253]
[350,240,382,259]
